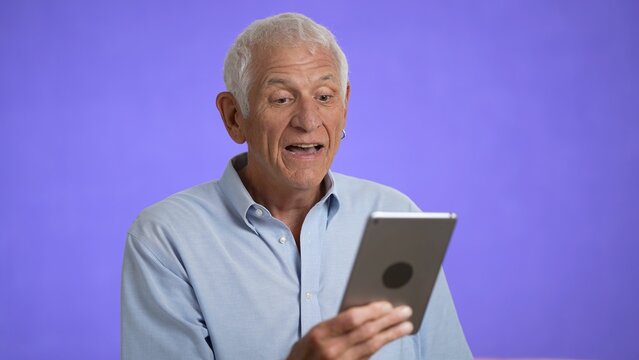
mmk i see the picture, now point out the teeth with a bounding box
[292,144,319,148]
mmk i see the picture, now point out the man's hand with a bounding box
[287,301,413,360]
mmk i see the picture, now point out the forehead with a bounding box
[250,45,339,87]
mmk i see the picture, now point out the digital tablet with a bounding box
[339,211,457,334]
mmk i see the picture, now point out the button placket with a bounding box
[298,206,326,336]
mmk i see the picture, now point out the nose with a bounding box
[290,96,321,132]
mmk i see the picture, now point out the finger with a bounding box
[310,305,411,359]
[285,339,307,360]
[346,305,412,345]
[292,303,388,360]
[300,302,394,359]
[328,301,393,335]
[290,302,396,360]
[345,320,414,359]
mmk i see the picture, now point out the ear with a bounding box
[343,81,351,118]
[216,91,247,144]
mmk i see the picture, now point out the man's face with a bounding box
[240,45,348,192]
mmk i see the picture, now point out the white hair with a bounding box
[223,13,349,117]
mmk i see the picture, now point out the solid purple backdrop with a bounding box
[1,1,638,359]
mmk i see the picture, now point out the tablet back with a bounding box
[339,212,457,334]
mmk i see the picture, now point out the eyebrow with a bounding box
[266,78,288,86]
[264,74,336,87]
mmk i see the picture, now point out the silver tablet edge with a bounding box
[370,211,456,219]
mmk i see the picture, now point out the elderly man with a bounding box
[122,13,472,359]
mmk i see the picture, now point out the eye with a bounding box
[270,95,294,105]
[316,94,334,103]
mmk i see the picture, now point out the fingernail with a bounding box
[380,301,393,312]
[401,321,413,334]
[399,306,412,317]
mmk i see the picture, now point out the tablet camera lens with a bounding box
[382,262,413,289]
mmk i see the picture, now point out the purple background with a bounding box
[1,1,638,359]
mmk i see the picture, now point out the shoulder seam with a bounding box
[127,232,189,284]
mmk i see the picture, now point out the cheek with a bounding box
[330,113,346,137]
[253,117,289,153]
[247,110,280,143]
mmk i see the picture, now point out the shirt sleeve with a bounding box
[418,270,473,359]
[121,233,215,360]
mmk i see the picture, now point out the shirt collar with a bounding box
[218,153,341,231]
[322,169,341,227]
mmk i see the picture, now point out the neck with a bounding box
[238,164,325,245]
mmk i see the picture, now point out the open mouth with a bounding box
[285,143,324,154]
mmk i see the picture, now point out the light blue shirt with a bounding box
[121,153,472,359]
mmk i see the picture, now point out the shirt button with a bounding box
[255,208,263,217]
[305,292,312,300]
[278,236,287,244]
